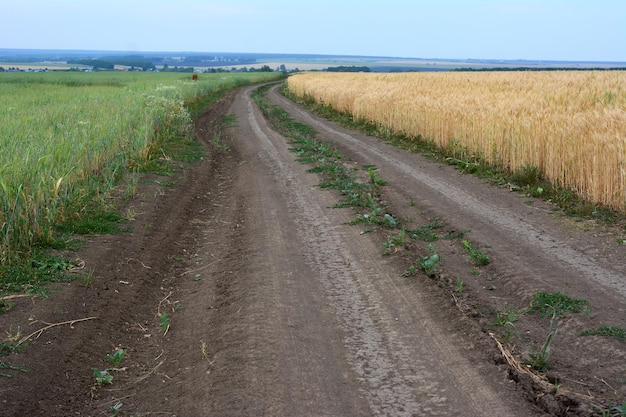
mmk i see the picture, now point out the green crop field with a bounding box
[0,71,281,264]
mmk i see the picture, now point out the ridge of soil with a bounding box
[0,84,624,416]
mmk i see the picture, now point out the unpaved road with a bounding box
[1,83,625,416]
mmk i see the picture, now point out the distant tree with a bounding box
[250,65,273,72]
[326,65,370,72]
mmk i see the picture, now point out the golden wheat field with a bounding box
[287,71,626,212]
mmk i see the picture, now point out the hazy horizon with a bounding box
[2,1,625,62]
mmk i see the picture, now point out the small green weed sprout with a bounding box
[108,402,123,416]
[0,360,28,378]
[526,312,558,372]
[160,313,170,334]
[417,245,441,276]
[489,308,520,342]
[591,401,626,417]
[105,348,126,368]
[383,229,406,254]
[93,368,113,385]
[79,269,94,288]
[382,241,395,256]
[490,308,520,326]
[402,264,419,277]
[455,275,464,293]
[367,167,388,186]
[462,240,490,266]
[383,213,397,228]
[406,219,443,242]
[580,326,626,341]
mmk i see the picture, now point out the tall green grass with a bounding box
[0,71,280,264]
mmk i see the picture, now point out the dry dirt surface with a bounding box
[1,83,625,416]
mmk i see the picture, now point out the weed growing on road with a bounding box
[0,360,28,378]
[455,276,464,293]
[108,402,123,416]
[105,348,126,368]
[489,308,520,342]
[367,167,388,186]
[402,264,419,277]
[490,308,520,326]
[580,326,626,341]
[253,85,399,234]
[592,401,626,417]
[78,268,94,288]
[382,229,406,255]
[416,245,441,276]
[527,291,589,317]
[0,300,15,314]
[93,368,113,385]
[526,312,558,372]
[462,240,490,266]
[160,313,170,334]
[406,219,443,242]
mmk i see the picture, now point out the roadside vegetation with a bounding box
[285,72,626,225]
[0,71,282,297]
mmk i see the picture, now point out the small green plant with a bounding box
[489,308,519,341]
[406,219,443,242]
[512,164,541,187]
[382,241,395,255]
[78,268,94,288]
[527,291,589,317]
[105,348,126,368]
[367,167,388,186]
[0,341,23,356]
[402,264,419,277]
[383,213,397,228]
[160,313,170,334]
[580,326,626,341]
[455,275,464,293]
[390,229,406,245]
[417,245,441,276]
[382,229,405,255]
[526,312,558,372]
[0,300,15,314]
[408,198,416,206]
[93,368,113,385]
[212,130,231,153]
[0,360,28,378]
[592,401,626,417]
[350,207,383,225]
[108,402,123,416]
[462,240,490,266]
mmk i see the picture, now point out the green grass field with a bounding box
[0,71,281,264]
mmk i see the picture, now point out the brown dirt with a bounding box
[0,84,624,416]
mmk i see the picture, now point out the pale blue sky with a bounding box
[2,0,625,61]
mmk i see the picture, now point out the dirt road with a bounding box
[2,83,624,416]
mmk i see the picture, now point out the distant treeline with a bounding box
[453,67,626,72]
[68,57,156,71]
[326,65,371,72]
